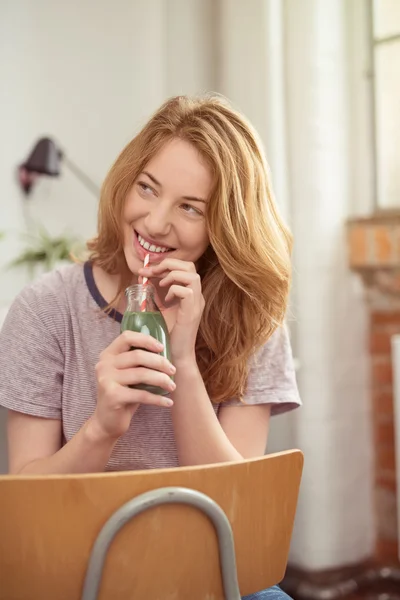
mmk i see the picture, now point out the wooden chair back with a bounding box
[0,450,303,600]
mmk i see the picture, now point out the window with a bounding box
[372,0,400,208]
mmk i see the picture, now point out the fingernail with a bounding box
[164,398,174,407]
[169,381,176,390]
[169,364,176,374]
[156,341,164,350]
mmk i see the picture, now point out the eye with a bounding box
[181,203,203,216]
[137,182,156,195]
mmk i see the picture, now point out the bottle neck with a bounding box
[125,283,158,313]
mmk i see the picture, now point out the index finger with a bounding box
[141,259,196,277]
[104,330,164,356]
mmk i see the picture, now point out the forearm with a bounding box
[171,360,243,466]
[18,417,116,475]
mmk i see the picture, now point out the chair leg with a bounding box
[80,486,242,600]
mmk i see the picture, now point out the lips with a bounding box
[133,230,176,259]
[137,232,171,253]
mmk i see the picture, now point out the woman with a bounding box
[0,95,301,599]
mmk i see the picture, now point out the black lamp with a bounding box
[18,137,99,197]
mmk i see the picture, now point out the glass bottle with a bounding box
[120,283,172,396]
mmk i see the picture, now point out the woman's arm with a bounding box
[218,403,271,457]
[7,331,176,475]
[171,359,271,466]
[143,258,272,466]
[7,411,116,474]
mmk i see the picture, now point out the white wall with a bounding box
[0,0,169,305]
[347,0,376,216]
[217,0,290,222]
[373,0,400,208]
[282,0,374,569]
[165,0,217,97]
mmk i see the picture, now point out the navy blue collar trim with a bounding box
[84,261,123,323]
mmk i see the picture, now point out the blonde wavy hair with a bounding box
[88,94,292,403]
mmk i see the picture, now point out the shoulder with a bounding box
[5,263,85,334]
[241,323,302,415]
[20,262,83,299]
[249,323,297,385]
[19,262,85,301]
[251,324,294,369]
[0,265,86,419]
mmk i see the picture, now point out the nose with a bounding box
[144,199,172,239]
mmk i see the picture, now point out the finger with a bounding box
[113,383,174,408]
[114,350,176,375]
[164,285,195,304]
[102,331,164,357]
[140,259,196,276]
[115,367,176,392]
[159,270,200,288]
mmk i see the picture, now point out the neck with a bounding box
[92,264,130,314]
[92,264,175,314]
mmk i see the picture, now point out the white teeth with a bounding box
[137,233,170,253]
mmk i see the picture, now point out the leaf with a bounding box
[7,223,83,272]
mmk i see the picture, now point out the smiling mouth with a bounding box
[135,231,175,254]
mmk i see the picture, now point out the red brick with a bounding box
[348,225,368,267]
[376,486,398,541]
[376,445,396,472]
[372,311,400,326]
[370,320,400,335]
[370,330,393,355]
[375,539,398,562]
[374,226,394,263]
[372,358,393,386]
[374,420,395,446]
[372,390,394,416]
[376,470,397,490]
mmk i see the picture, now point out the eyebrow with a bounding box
[141,170,207,204]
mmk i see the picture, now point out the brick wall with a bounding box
[348,212,400,563]
[371,311,399,561]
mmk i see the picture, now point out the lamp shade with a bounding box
[21,137,62,176]
[17,136,99,197]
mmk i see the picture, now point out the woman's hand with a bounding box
[139,259,204,364]
[92,331,176,441]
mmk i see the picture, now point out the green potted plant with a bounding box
[8,224,86,279]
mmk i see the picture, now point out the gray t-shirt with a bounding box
[0,263,301,471]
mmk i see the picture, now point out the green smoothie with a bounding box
[121,310,172,396]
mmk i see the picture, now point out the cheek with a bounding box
[182,225,209,257]
[123,195,134,221]
[122,222,131,244]
[122,205,136,246]
[123,188,143,219]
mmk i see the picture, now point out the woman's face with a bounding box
[123,138,212,275]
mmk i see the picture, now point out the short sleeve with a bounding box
[225,325,302,416]
[0,288,64,419]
